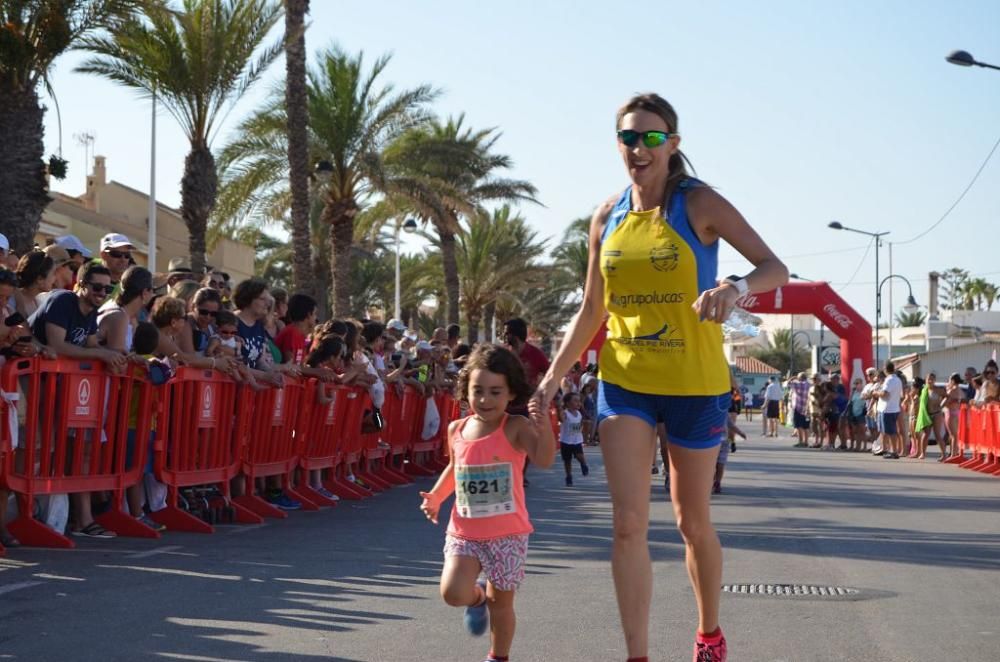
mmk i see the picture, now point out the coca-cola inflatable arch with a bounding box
[581,282,872,384]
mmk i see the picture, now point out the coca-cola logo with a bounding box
[823,303,853,329]
[736,294,759,309]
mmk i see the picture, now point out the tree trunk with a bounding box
[483,301,496,344]
[181,145,218,275]
[466,314,480,347]
[324,196,358,317]
[312,243,330,319]
[284,0,312,295]
[0,86,49,253]
[439,229,460,325]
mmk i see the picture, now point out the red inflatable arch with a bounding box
[580,282,873,384]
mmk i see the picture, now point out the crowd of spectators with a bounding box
[758,359,1000,461]
[0,230,543,548]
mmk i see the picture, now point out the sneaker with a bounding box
[315,486,339,501]
[694,630,728,661]
[137,514,166,532]
[565,475,573,486]
[464,579,489,636]
[72,522,116,539]
[267,491,302,510]
[581,463,589,477]
[730,441,737,453]
[651,464,660,475]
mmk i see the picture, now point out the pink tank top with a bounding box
[446,414,533,541]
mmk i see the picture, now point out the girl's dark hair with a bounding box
[214,309,237,328]
[562,391,579,406]
[912,377,925,392]
[950,372,962,385]
[616,92,699,205]
[362,320,385,344]
[192,287,222,308]
[16,250,53,288]
[344,318,361,352]
[306,335,345,367]
[132,321,160,355]
[455,344,532,408]
[117,265,153,306]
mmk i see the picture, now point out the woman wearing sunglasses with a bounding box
[535,93,787,662]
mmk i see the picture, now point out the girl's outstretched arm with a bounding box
[419,420,459,524]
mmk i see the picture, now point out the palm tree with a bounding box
[0,0,138,252]
[551,216,590,293]
[386,116,539,325]
[750,328,809,376]
[983,282,998,311]
[894,310,927,327]
[283,0,311,292]
[213,46,438,315]
[76,0,284,273]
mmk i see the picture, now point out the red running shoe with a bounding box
[693,630,727,661]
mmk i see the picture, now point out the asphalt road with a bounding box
[1,429,998,661]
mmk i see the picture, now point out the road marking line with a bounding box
[126,545,185,559]
[0,581,42,596]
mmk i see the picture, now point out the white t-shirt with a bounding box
[559,409,584,445]
[876,374,903,414]
[764,382,783,402]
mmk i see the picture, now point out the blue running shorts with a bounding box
[597,380,730,450]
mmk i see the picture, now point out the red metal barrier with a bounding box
[150,367,260,533]
[956,404,1000,476]
[407,391,454,475]
[326,386,373,499]
[234,378,306,517]
[0,358,157,548]
[386,386,425,476]
[289,379,347,507]
[359,388,412,488]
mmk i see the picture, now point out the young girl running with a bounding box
[560,392,590,485]
[419,344,555,662]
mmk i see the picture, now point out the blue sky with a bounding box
[43,0,1000,326]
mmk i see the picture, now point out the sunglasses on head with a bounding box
[617,129,672,148]
[86,282,114,294]
[198,308,218,317]
[106,250,131,259]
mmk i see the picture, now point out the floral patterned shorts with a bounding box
[443,533,530,591]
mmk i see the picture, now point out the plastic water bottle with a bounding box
[722,307,761,340]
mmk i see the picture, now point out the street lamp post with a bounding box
[790,330,812,375]
[877,274,919,359]
[828,222,890,363]
[394,218,418,320]
[946,50,1000,71]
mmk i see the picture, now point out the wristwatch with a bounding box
[724,274,749,297]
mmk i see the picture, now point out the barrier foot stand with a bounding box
[7,512,74,548]
[324,475,370,500]
[356,466,393,491]
[373,458,411,486]
[232,494,288,519]
[290,484,338,507]
[965,455,992,471]
[944,453,966,464]
[404,457,436,477]
[959,454,983,469]
[96,507,161,539]
[284,485,322,511]
[974,455,1000,474]
[150,505,214,534]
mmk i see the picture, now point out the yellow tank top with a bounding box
[598,180,729,396]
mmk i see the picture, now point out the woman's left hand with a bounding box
[692,281,741,323]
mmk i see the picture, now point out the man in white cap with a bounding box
[385,318,407,342]
[97,233,135,293]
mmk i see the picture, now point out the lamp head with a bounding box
[828,221,844,230]
[903,295,919,314]
[402,217,418,234]
[946,50,975,67]
[314,160,334,182]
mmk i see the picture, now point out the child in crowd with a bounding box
[559,392,589,486]
[419,344,555,662]
[847,377,868,452]
[580,376,597,445]
[205,309,243,360]
[303,335,347,500]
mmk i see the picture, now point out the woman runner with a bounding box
[535,93,787,662]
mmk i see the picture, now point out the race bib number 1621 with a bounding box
[454,462,514,518]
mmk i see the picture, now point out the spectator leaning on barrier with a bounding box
[184,287,222,355]
[963,366,977,400]
[232,278,284,384]
[54,234,92,277]
[97,266,155,357]
[43,245,74,291]
[980,361,999,404]
[202,270,227,291]
[97,233,134,297]
[275,293,317,365]
[28,262,128,539]
[151,296,237,376]
[14,250,56,319]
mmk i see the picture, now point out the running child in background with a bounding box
[419,344,555,662]
[559,392,589,486]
